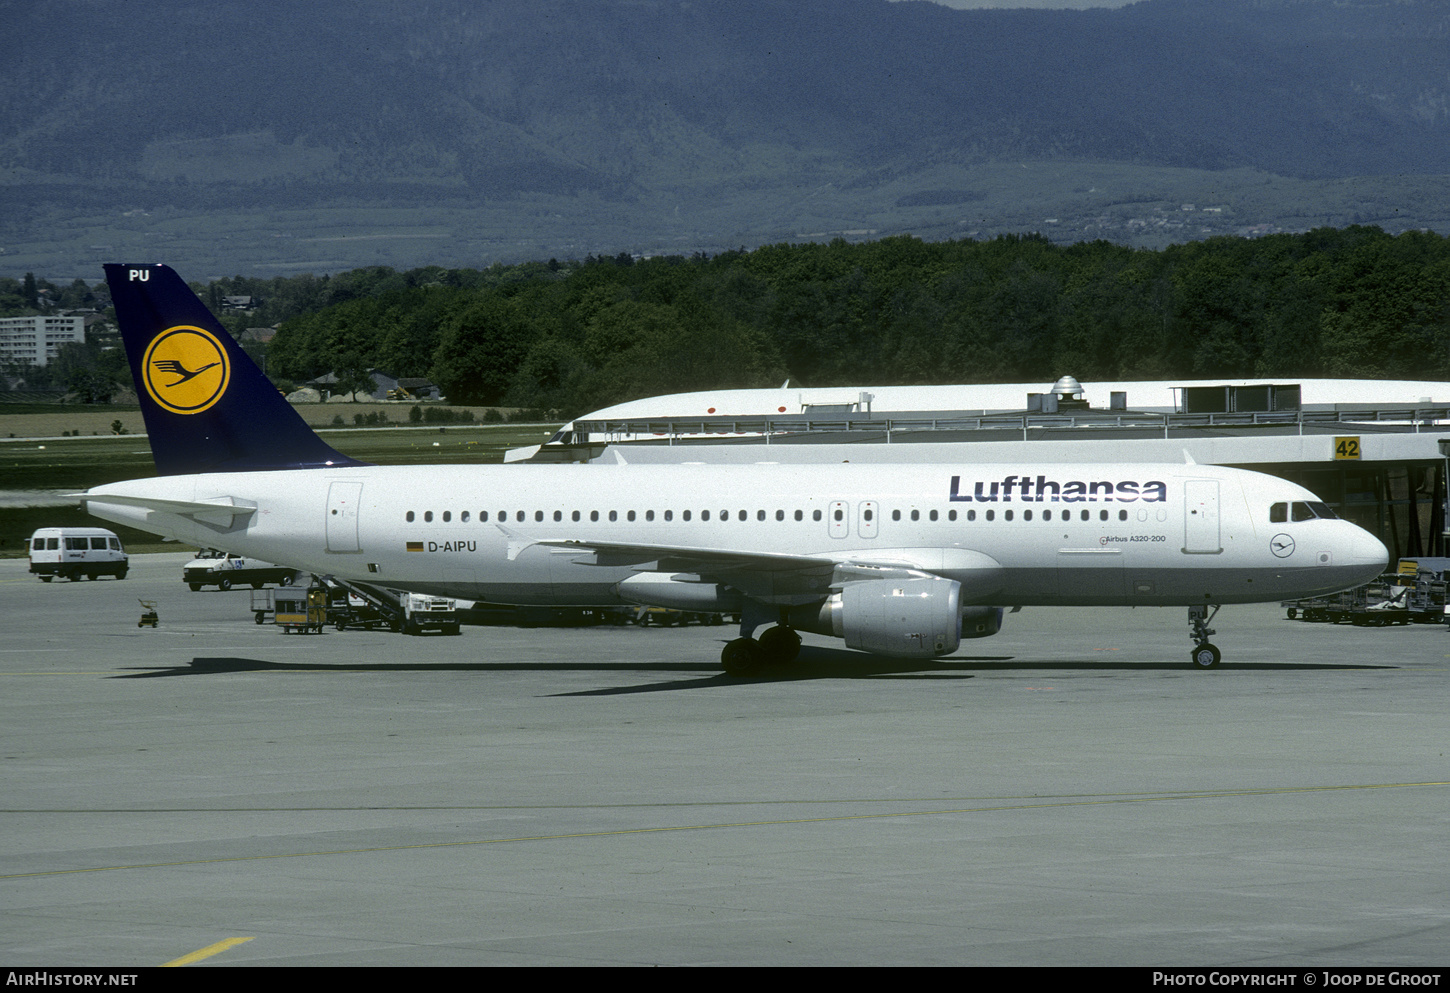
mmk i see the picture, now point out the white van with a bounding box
[28,527,129,582]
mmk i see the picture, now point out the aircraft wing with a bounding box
[526,534,988,603]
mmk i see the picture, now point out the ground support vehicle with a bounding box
[250,588,274,624]
[137,599,158,627]
[184,549,297,591]
[29,528,128,582]
[325,583,388,631]
[273,586,327,634]
[324,579,460,635]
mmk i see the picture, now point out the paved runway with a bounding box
[2,553,1447,966]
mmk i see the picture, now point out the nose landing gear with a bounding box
[1188,605,1221,668]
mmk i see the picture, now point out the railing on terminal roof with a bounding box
[568,406,1450,445]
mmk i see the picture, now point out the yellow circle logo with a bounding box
[142,326,231,415]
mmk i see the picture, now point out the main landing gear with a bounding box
[721,609,802,676]
[1188,605,1222,668]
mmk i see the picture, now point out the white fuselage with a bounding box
[84,461,1388,608]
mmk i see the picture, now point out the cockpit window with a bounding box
[1275,500,1337,523]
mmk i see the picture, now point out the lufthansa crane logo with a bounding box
[141,326,230,415]
[1270,533,1296,558]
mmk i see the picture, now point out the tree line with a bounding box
[267,227,1450,417]
[6,226,1449,414]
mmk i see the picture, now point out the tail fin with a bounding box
[105,264,367,475]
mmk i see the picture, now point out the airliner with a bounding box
[81,264,1389,673]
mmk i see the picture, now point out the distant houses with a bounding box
[301,369,441,402]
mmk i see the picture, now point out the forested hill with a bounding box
[4,0,1447,202]
[253,228,1450,418]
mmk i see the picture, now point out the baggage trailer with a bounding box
[273,586,327,634]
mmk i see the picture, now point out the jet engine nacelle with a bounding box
[824,576,964,659]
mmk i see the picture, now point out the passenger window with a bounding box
[516,511,525,523]
[813,510,822,522]
[609,511,617,522]
[929,510,937,522]
[985,510,994,522]
[461,511,470,523]
[1043,509,1052,521]
[756,510,765,521]
[644,511,653,521]
[910,510,919,521]
[572,511,581,522]
[703,510,711,521]
[682,510,691,521]
[794,510,803,521]
[1270,503,1287,523]
[948,510,957,522]
[479,511,487,522]
[443,511,451,522]
[1004,510,1013,522]
[966,510,975,521]
[1099,510,1108,521]
[535,511,544,522]
[892,510,901,521]
[424,512,433,523]
[554,511,562,522]
[1118,509,1128,521]
[1023,510,1032,522]
[663,510,672,521]
[776,510,784,521]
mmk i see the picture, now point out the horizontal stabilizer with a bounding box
[75,492,257,529]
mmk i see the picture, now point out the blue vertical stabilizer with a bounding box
[105,263,368,475]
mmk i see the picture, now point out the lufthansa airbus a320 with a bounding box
[80,264,1388,673]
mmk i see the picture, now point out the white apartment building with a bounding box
[0,315,86,366]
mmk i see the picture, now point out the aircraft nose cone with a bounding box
[1346,526,1390,578]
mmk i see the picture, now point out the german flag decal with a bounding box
[406,541,424,552]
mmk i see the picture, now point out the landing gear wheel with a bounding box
[721,637,765,676]
[1190,642,1221,668]
[758,625,801,664]
[281,573,296,586]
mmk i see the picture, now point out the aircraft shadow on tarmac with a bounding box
[109,645,1394,696]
